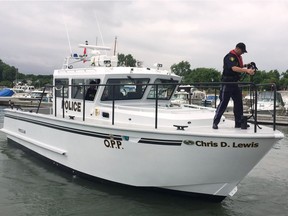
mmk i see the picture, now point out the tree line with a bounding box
[1,56,288,90]
[170,61,288,90]
[0,59,52,88]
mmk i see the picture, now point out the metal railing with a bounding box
[35,81,279,133]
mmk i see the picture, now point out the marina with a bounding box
[0,42,285,202]
[0,85,53,108]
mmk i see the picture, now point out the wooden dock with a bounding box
[224,113,288,126]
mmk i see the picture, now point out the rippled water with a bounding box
[0,107,287,216]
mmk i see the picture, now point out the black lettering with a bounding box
[74,102,78,111]
[104,139,110,147]
[233,142,259,148]
[221,142,228,147]
[110,140,116,148]
[195,140,218,147]
[104,139,123,150]
[69,101,73,110]
[116,140,122,149]
[64,101,68,109]
[63,101,82,112]
[78,102,81,112]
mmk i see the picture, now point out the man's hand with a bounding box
[246,68,255,75]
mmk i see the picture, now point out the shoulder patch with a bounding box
[229,57,235,62]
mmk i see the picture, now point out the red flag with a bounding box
[83,41,88,63]
[83,47,87,63]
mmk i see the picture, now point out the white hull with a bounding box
[1,108,283,200]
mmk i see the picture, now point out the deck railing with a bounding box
[36,81,279,133]
[190,82,278,132]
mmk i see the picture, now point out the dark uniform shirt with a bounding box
[221,52,242,91]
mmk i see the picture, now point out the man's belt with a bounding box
[221,76,239,82]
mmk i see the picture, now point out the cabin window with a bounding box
[85,79,100,101]
[147,79,178,100]
[55,79,69,98]
[71,79,100,101]
[101,78,149,101]
[72,79,84,99]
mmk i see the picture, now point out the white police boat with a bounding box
[1,43,284,202]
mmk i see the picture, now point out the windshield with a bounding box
[147,79,178,100]
[101,78,149,101]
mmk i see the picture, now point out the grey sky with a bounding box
[0,0,288,75]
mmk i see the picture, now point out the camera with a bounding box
[246,62,258,70]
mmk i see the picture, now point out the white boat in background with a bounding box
[213,97,249,113]
[12,83,35,93]
[278,90,288,115]
[171,87,206,106]
[0,42,284,202]
[0,84,39,106]
[0,87,32,106]
[251,91,286,116]
[0,88,16,105]
[191,89,206,105]
[171,89,189,105]
[24,90,53,103]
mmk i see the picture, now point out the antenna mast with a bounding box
[62,14,73,55]
[113,36,117,56]
[94,12,107,55]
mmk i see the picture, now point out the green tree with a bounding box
[2,65,17,83]
[0,80,13,88]
[281,70,288,79]
[184,68,221,84]
[243,70,265,84]
[170,61,191,78]
[267,70,280,84]
[117,53,125,66]
[279,70,288,90]
[117,53,136,67]
[0,59,4,81]
[242,69,284,90]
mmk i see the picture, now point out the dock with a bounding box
[224,113,288,126]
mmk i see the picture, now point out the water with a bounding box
[0,107,287,216]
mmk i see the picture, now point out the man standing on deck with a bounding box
[212,42,255,129]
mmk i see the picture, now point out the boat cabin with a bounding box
[53,67,181,120]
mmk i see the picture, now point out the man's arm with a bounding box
[232,66,255,75]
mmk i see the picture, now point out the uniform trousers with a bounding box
[213,84,243,126]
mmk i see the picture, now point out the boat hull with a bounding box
[1,109,283,201]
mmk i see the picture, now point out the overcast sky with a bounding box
[1,0,288,75]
